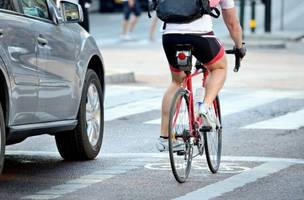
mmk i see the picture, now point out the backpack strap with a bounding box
[148,0,158,18]
[199,0,221,18]
[209,7,220,18]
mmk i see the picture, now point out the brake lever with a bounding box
[225,49,241,73]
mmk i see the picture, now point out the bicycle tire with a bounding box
[204,96,222,173]
[168,88,193,183]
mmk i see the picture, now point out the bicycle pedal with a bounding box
[200,126,212,132]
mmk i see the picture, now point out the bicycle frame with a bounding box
[180,67,209,138]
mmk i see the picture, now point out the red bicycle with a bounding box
[168,44,241,183]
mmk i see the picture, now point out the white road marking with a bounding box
[145,161,251,174]
[105,85,163,121]
[22,195,61,200]
[145,118,161,124]
[144,90,304,125]
[105,96,162,121]
[7,151,304,200]
[21,162,140,200]
[220,90,300,116]
[7,151,304,164]
[174,162,294,200]
[105,85,162,99]
[243,108,304,130]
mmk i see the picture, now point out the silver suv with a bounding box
[0,0,105,173]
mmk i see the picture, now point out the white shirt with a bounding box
[163,0,235,34]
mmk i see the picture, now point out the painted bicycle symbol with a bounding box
[145,161,250,174]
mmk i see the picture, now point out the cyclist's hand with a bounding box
[84,2,91,8]
[234,43,247,60]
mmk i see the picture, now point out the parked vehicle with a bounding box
[0,0,105,174]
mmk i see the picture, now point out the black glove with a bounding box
[234,43,246,59]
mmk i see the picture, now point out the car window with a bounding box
[20,0,49,19]
[0,0,14,11]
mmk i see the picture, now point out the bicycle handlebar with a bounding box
[225,49,241,73]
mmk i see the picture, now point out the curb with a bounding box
[105,71,136,84]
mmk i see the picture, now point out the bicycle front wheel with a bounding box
[204,96,222,173]
[168,88,193,183]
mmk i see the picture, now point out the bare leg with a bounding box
[128,16,138,33]
[149,16,158,41]
[161,71,186,137]
[204,55,228,106]
[122,19,129,35]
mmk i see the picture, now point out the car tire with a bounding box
[0,103,5,174]
[55,69,104,160]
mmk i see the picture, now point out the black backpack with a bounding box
[149,0,220,23]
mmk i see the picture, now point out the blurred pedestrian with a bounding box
[121,0,141,40]
[149,15,158,42]
[79,0,91,32]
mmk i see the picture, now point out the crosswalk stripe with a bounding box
[105,86,304,125]
[105,97,162,121]
[105,85,163,121]
[145,90,304,125]
[174,162,294,200]
[221,90,302,116]
[243,108,304,130]
[21,161,140,200]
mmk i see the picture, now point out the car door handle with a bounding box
[37,36,48,46]
[0,29,3,38]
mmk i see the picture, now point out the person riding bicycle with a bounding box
[156,0,246,152]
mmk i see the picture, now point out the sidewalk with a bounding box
[92,14,304,86]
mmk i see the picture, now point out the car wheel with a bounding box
[55,69,104,160]
[0,103,5,174]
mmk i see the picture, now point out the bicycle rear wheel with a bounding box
[204,96,222,173]
[168,88,193,183]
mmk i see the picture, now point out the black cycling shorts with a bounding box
[162,33,225,73]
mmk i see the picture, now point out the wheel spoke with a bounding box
[169,90,192,183]
[86,84,101,147]
[87,121,93,140]
[92,119,100,141]
[92,100,100,113]
[205,98,222,173]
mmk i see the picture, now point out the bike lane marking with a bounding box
[144,161,252,174]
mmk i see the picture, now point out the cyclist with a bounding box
[156,0,246,151]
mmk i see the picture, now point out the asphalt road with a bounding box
[2,83,304,200]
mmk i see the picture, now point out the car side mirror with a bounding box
[60,0,83,23]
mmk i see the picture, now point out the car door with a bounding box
[0,0,40,126]
[19,0,78,122]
